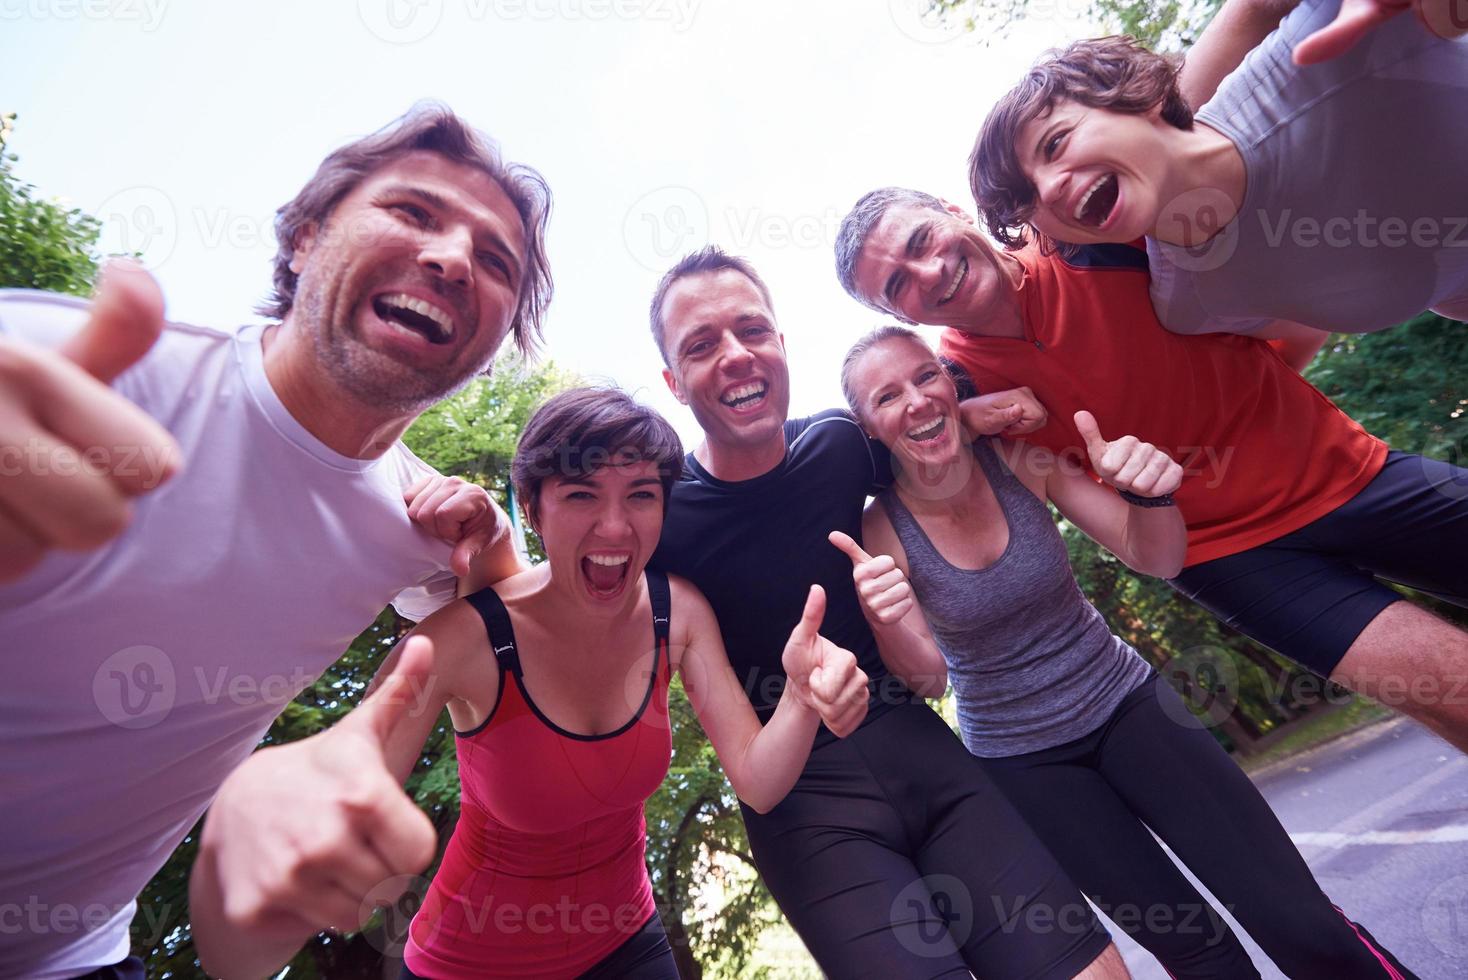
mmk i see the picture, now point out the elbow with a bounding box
[1126,551,1185,580]
[915,668,948,700]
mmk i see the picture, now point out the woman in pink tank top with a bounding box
[384,387,869,978]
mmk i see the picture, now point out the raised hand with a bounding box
[1294,0,1465,66]
[781,584,869,737]
[0,260,180,580]
[405,474,507,577]
[1074,410,1183,498]
[191,637,440,964]
[828,530,914,626]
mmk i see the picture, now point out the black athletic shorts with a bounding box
[69,958,145,980]
[1171,451,1468,677]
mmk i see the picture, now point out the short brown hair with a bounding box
[511,386,684,527]
[259,101,553,356]
[648,245,775,366]
[971,36,1190,252]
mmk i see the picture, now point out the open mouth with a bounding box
[907,416,946,443]
[372,292,456,345]
[581,552,631,598]
[1074,173,1119,229]
[720,381,768,410]
[937,257,968,306]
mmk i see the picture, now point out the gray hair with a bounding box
[834,187,947,311]
[648,245,775,366]
[839,324,929,421]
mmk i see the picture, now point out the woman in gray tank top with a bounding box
[836,326,1418,980]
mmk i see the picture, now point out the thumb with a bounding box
[1293,0,1398,65]
[450,526,494,578]
[1073,410,1107,456]
[348,636,436,745]
[828,530,872,567]
[789,584,827,648]
[62,260,166,383]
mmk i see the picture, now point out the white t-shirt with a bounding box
[0,291,458,978]
[1148,0,1468,335]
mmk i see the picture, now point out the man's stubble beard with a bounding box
[294,274,490,417]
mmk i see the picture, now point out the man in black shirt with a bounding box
[648,246,1128,979]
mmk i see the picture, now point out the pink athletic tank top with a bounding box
[402,571,673,978]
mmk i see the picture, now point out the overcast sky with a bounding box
[3,0,1095,445]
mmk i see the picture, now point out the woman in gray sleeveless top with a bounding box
[837,327,1418,980]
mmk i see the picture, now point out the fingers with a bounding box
[360,793,439,880]
[61,259,166,383]
[344,636,436,744]
[1073,410,1107,456]
[1293,0,1401,65]
[827,530,872,566]
[809,651,870,737]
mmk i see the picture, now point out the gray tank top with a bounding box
[879,439,1151,757]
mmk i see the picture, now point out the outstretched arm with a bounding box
[190,602,487,977]
[833,511,949,699]
[1180,0,1301,108]
[673,577,867,813]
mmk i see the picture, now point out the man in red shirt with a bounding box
[834,189,1468,753]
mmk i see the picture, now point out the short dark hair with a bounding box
[648,245,775,365]
[259,101,553,356]
[971,36,1191,252]
[511,386,684,527]
[834,188,947,311]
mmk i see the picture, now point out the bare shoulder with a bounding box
[860,498,910,572]
[998,438,1054,501]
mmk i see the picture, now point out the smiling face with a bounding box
[533,459,666,608]
[851,204,1015,330]
[659,268,791,459]
[286,150,527,412]
[1015,99,1175,246]
[848,336,964,471]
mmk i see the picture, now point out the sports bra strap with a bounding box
[646,569,671,650]
[464,587,521,675]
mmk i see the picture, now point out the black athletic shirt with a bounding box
[652,411,910,733]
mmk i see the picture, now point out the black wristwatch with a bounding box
[1118,488,1176,508]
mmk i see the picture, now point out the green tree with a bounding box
[0,113,106,296]
[925,0,1222,51]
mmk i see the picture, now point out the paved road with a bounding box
[1106,719,1468,980]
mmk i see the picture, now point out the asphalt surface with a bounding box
[1106,719,1468,980]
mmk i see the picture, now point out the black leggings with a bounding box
[978,674,1417,980]
[742,701,1113,980]
[399,911,678,979]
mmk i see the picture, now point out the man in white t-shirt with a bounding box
[0,103,552,980]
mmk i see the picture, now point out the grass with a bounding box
[1239,697,1394,774]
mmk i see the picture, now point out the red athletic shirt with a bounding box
[939,243,1387,567]
[403,582,672,978]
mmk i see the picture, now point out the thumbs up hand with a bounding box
[781,585,869,738]
[1074,411,1183,499]
[0,260,181,580]
[191,637,441,966]
[829,530,914,626]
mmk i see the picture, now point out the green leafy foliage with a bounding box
[926,0,1222,51]
[0,113,106,297]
